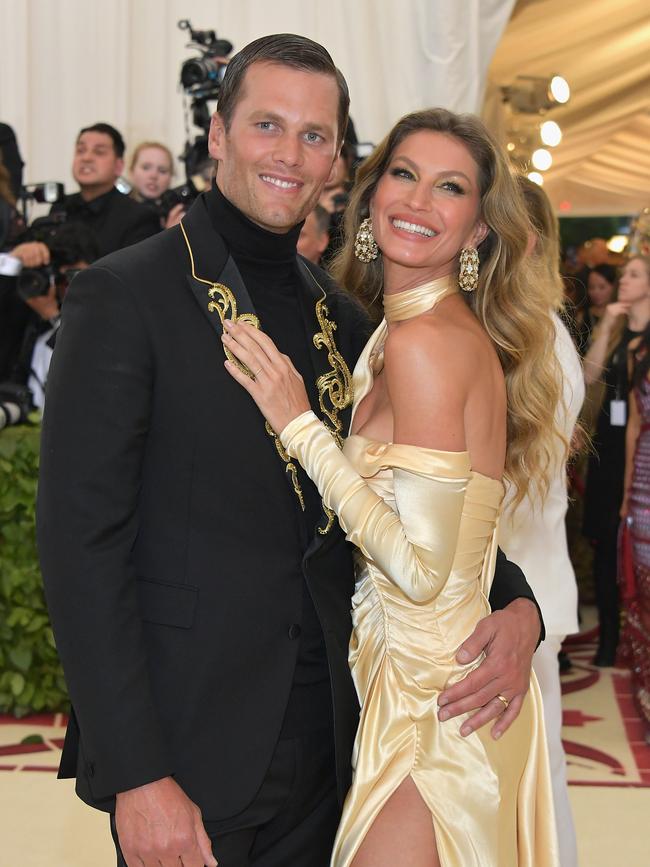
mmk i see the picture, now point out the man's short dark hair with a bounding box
[217,34,350,145]
[77,123,126,159]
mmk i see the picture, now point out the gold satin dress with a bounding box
[280,277,558,867]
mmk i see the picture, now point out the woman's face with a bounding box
[587,271,615,310]
[370,130,486,288]
[131,147,173,199]
[618,258,650,306]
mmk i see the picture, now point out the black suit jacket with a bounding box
[37,191,540,820]
[50,187,160,258]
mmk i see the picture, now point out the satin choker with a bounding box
[382,275,458,322]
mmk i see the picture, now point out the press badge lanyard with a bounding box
[610,333,636,428]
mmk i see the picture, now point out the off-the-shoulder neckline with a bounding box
[346,433,504,488]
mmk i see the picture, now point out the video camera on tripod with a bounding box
[171,18,233,208]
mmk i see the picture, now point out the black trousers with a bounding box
[112,729,340,867]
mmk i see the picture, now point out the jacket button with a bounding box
[288,623,301,640]
[87,761,95,778]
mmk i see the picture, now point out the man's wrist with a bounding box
[505,596,544,647]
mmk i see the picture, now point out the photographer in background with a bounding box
[297,204,331,266]
[50,123,160,257]
[1,220,98,406]
[128,141,186,229]
[0,149,30,380]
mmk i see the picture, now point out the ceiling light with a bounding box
[607,235,628,253]
[527,172,544,186]
[550,76,570,104]
[501,75,571,114]
[532,149,553,171]
[540,120,562,147]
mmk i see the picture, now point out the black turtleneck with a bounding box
[205,183,333,736]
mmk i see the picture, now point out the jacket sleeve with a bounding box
[37,265,173,799]
[489,548,545,643]
[281,411,470,604]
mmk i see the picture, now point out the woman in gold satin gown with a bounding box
[223,109,561,867]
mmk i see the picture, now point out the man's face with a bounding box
[209,62,340,233]
[72,132,123,198]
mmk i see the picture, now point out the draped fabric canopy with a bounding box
[484,0,650,216]
[0,0,513,197]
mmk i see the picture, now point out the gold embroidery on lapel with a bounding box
[304,268,354,534]
[181,219,306,512]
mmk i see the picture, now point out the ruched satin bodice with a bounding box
[279,279,558,867]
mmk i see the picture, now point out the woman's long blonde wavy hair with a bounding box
[331,108,562,506]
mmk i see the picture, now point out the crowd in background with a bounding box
[1,112,650,753]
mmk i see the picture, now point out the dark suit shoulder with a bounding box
[91,224,186,280]
[299,256,371,330]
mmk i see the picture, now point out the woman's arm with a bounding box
[583,303,628,385]
[622,389,641,517]
[223,317,472,603]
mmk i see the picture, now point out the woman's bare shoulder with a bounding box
[383,314,486,450]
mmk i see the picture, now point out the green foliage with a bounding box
[0,425,69,716]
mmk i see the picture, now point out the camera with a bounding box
[0,382,34,430]
[177,20,234,183]
[159,180,199,217]
[17,182,66,223]
[15,214,99,301]
[179,19,232,97]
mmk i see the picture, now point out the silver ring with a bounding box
[253,367,263,378]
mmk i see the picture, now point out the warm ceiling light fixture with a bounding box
[532,148,553,170]
[607,235,629,253]
[501,75,571,114]
[550,76,570,105]
[540,120,562,147]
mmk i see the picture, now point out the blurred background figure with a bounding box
[499,175,583,867]
[50,122,160,257]
[129,141,185,229]
[619,255,650,744]
[297,205,331,266]
[0,121,24,202]
[575,264,618,354]
[129,141,174,202]
[583,256,650,666]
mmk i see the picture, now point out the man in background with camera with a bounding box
[38,33,545,867]
[51,122,160,258]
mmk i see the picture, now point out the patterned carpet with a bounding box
[562,627,650,788]
[2,614,650,865]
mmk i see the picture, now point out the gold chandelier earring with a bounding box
[354,217,379,263]
[458,246,480,292]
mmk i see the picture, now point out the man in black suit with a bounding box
[38,34,544,867]
[50,123,160,257]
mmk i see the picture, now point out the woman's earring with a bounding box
[354,218,379,263]
[458,246,480,292]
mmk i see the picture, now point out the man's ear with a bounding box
[208,112,226,161]
[114,158,124,179]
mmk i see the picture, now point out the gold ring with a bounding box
[253,367,263,378]
[496,694,509,711]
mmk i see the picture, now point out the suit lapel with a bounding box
[296,258,355,543]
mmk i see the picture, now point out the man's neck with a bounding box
[78,183,115,202]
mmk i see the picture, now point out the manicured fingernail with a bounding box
[438,696,448,707]
[461,725,471,737]
[439,709,449,721]
[493,730,502,740]
[457,649,470,662]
